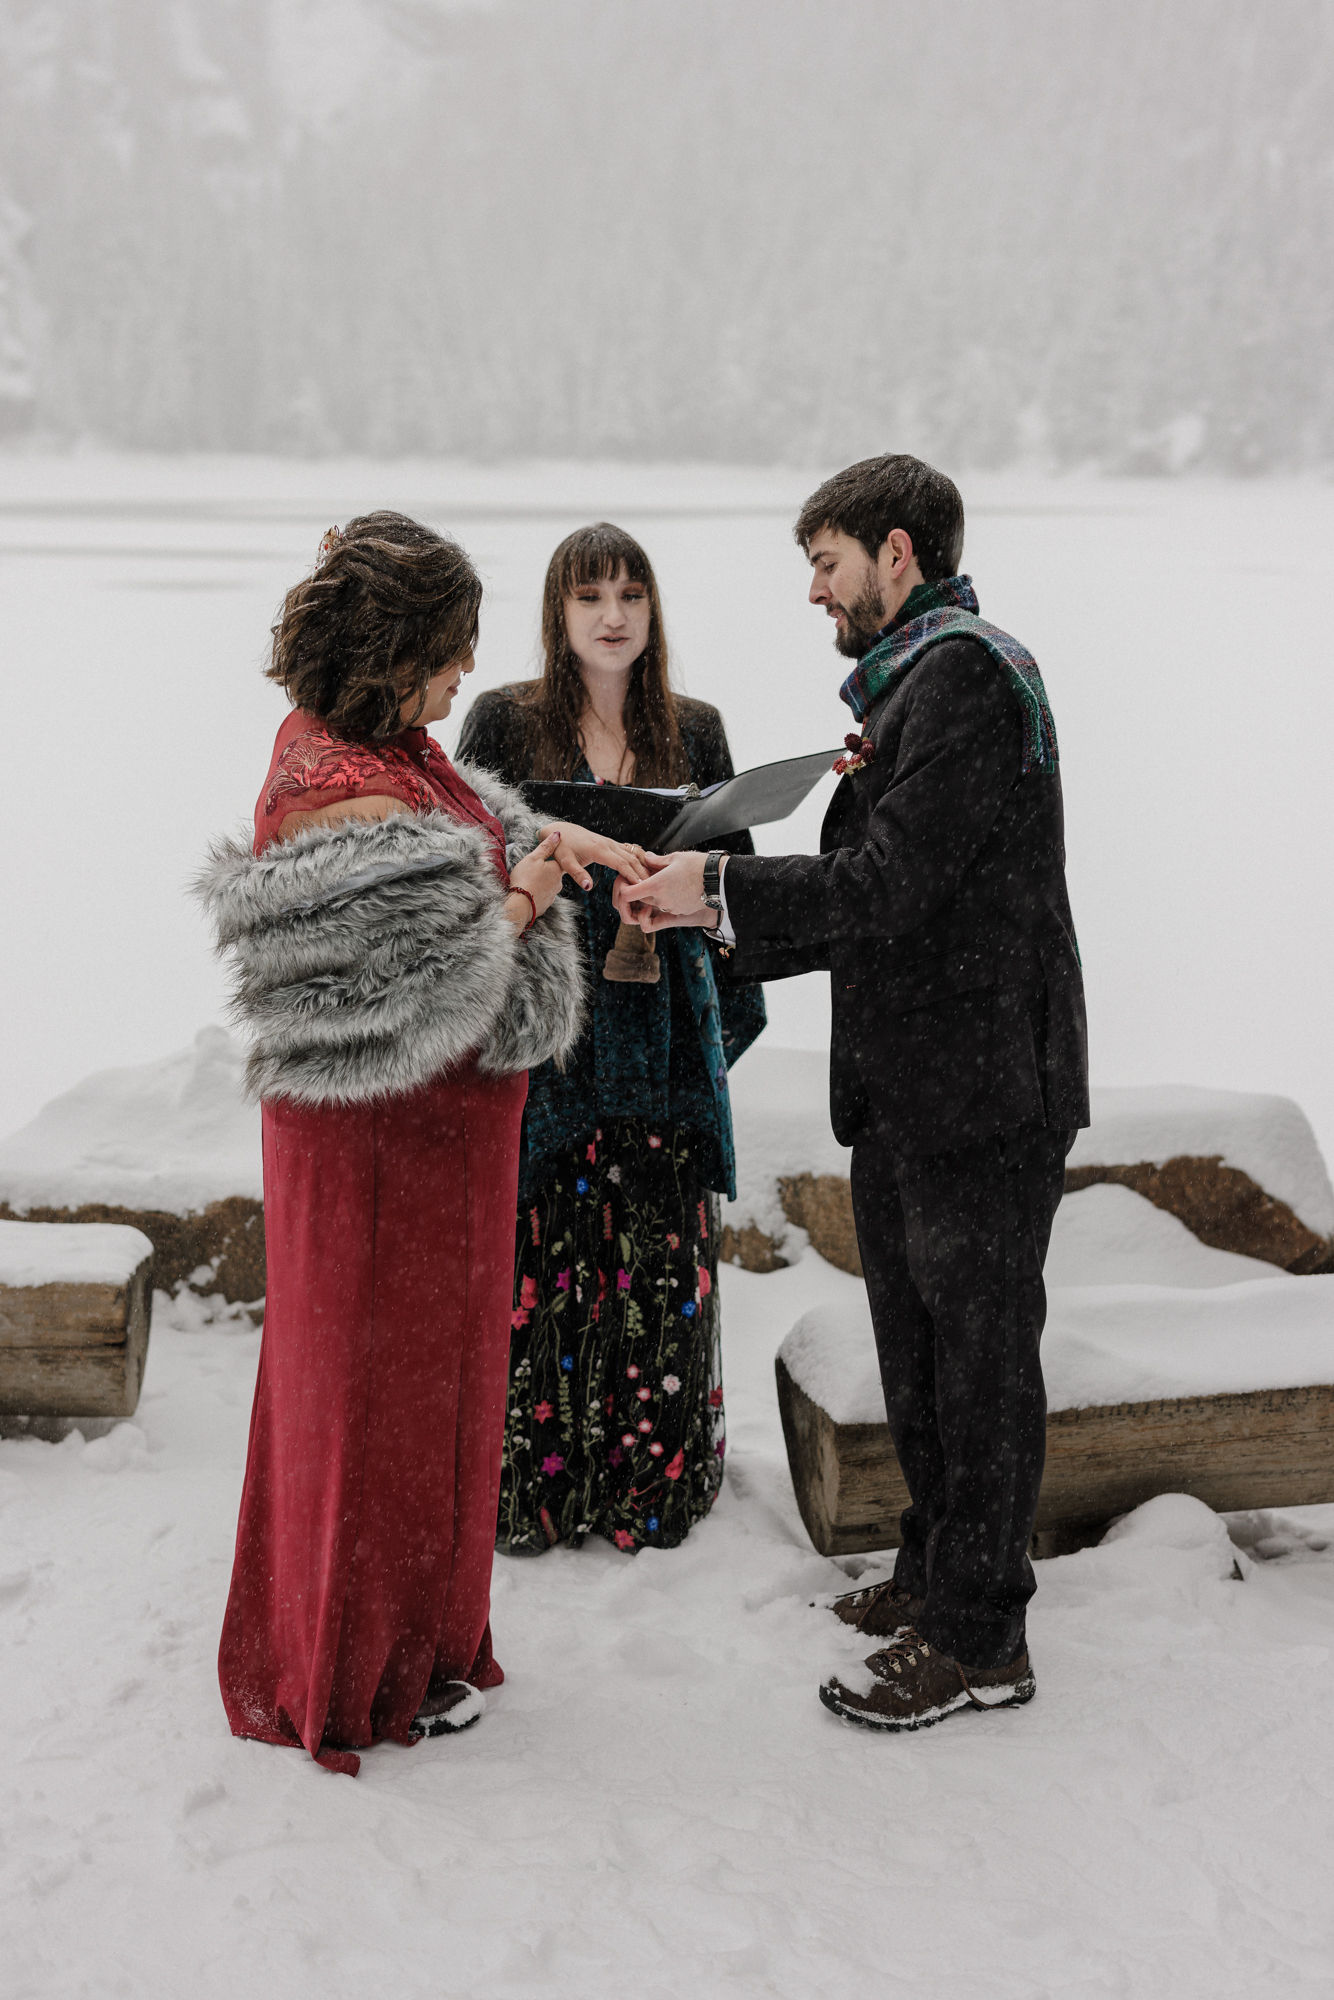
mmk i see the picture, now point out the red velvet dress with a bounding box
[218,712,528,1775]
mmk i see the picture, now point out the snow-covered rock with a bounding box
[0,1028,261,1219]
[726,1061,1334,1273]
[1071,1084,1334,1239]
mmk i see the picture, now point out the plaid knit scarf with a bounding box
[839,574,1058,777]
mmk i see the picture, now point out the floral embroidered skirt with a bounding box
[498,1121,725,1553]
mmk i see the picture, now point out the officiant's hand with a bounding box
[539,822,651,894]
[613,851,718,932]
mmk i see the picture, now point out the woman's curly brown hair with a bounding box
[267,511,482,742]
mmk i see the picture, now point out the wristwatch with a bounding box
[701,851,726,912]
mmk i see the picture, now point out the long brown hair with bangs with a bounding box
[520,523,687,785]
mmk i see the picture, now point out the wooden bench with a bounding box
[776,1355,1334,1557]
[0,1223,155,1419]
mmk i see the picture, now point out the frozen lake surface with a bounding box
[3,454,1332,1164]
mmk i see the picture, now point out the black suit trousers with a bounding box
[849,1122,1075,1668]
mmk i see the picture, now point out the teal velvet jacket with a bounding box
[457,686,767,1200]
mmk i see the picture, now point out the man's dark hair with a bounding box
[794,455,965,581]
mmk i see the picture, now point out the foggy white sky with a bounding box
[1,0,1332,467]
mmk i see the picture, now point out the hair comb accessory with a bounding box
[316,524,345,569]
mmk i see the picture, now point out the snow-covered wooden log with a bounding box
[0,1222,154,1418]
[777,1357,1334,1556]
[777,1272,1334,1555]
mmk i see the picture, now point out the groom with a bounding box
[615,454,1088,1730]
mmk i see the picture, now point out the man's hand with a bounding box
[613,851,719,933]
[636,906,719,933]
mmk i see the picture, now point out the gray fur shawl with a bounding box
[194,761,585,1105]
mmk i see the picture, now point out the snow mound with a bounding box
[80,1423,150,1474]
[1043,1182,1282,1289]
[0,1220,154,1288]
[0,1028,261,1217]
[1072,1085,1334,1237]
[1101,1492,1238,1578]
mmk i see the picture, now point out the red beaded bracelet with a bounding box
[510,885,538,932]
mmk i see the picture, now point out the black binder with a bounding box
[521,746,841,853]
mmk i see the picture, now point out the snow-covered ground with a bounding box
[3,456,1334,1165]
[3,1252,1333,1999]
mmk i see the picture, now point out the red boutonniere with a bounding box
[833,731,876,776]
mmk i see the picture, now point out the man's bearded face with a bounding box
[833,574,888,658]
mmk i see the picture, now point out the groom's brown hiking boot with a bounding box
[826,1578,926,1638]
[819,1629,1035,1732]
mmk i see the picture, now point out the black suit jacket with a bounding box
[722,638,1089,1153]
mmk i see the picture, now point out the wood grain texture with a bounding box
[775,1354,1334,1556]
[0,1281,134,1347]
[0,1254,153,1417]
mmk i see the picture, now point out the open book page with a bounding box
[659,748,841,849]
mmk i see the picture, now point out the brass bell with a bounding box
[602,919,661,984]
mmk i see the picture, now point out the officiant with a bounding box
[615,456,1089,1731]
[457,523,765,1557]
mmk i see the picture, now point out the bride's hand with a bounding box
[507,832,564,920]
[539,822,651,892]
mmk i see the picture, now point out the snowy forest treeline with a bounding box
[2,0,1333,470]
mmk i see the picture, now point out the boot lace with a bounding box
[865,1630,1011,1710]
[834,1576,911,1614]
[867,1627,934,1679]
